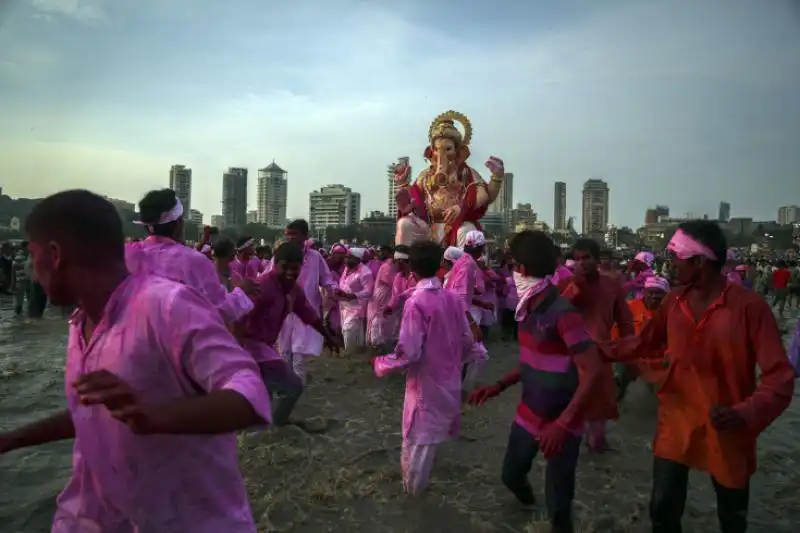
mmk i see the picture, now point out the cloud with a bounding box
[1,0,799,227]
[27,0,105,23]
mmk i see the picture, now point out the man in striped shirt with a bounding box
[469,230,602,533]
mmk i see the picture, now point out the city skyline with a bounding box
[1,1,799,229]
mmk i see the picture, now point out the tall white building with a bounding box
[554,181,567,231]
[386,161,409,218]
[257,161,288,228]
[169,164,192,218]
[581,179,609,234]
[487,172,514,230]
[222,167,248,229]
[309,184,361,229]
[778,205,800,225]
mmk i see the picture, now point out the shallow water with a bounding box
[1,297,798,533]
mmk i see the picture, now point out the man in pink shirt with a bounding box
[0,190,271,533]
[237,241,338,425]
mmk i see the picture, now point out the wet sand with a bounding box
[1,300,798,532]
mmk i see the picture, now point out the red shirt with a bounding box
[773,268,791,289]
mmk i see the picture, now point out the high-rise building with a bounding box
[257,161,288,229]
[718,201,731,223]
[778,205,800,225]
[188,209,203,226]
[488,172,514,230]
[386,161,409,219]
[221,167,248,229]
[581,179,609,234]
[309,184,361,229]
[168,164,192,218]
[644,205,670,225]
[247,210,258,224]
[210,214,224,229]
[553,181,567,231]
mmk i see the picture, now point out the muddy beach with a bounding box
[1,302,798,533]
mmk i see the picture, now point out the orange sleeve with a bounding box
[732,299,796,433]
[613,286,635,337]
[601,294,671,362]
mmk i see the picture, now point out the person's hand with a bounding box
[470,323,483,343]
[233,278,260,296]
[73,370,155,434]
[539,421,572,459]
[561,282,580,301]
[467,383,504,405]
[485,156,505,176]
[393,159,412,185]
[710,405,746,431]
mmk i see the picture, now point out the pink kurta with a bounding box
[367,260,398,345]
[231,256,264,280]
[125,236,251,323]
[53,274,271,533]
[444,254,480,322]
[477,268,499,326]
[374,278,475,444]
[387,272,420,312]
[324,267,343,333]
[367,259,381,280]
[274,249,337,356]
[338,263,375,330]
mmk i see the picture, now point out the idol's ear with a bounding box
[423,146,433,161]
[457,146,471,164]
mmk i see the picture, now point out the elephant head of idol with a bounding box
[424,111,473,187]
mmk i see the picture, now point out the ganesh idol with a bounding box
[393,110,506,247]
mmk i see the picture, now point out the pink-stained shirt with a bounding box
[323,266,343,332]
[53,274,271,533]
[444,253,481,322]
[555,264,573,282]
[477,268,499,326]
[231,256,264,281]
[270,249,337,356]
[367,260,398,345]
[373,278,475,444]
[338,263,375,330]
[387,271,420,312]
[241,271,320,363]
[125,236,251,323]
[367,259,381,280]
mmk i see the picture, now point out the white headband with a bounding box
[237,238,255,251]
[394,251,409,260]
[134,199,183,231]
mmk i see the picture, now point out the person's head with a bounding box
[409,241,443,279]
[362,248,373,264]
[572,238,601,278]
[508,231,557,278]
[328,244,346,269]
[776,259,787,269]
[378,245,393,261]
[632,251,655,274]
[667,220,727,286]
[255,245,272,260]
[393,245,410,274]
[463,230,485,258]
[345,247,365,269]
[236,236,255,258]
[272,241,304,285]
[643,276,670,310]
[598,248,614,269]
[138,188,184,241]
[284,219,309,244]
[212,238,236,266]
[25,190,125,306]
[17,241,28,256]
[441,246,463,272]
[554,244,565,265]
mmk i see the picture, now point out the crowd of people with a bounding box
[0,187,798,533]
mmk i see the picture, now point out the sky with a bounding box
[1,0,799,229]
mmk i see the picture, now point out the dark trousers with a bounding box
[501,422,580,533]
[650,457,749,533]
[28,281,47,318]
[259,360,303,426]
[500,308,518,340]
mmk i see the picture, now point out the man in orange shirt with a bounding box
[607,220,795,533]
